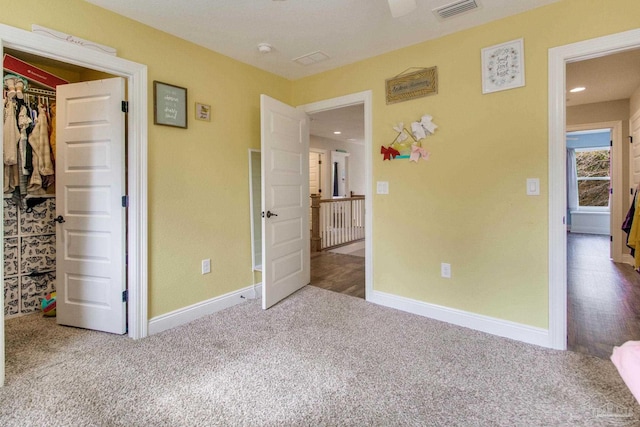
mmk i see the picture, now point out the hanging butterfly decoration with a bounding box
[381,115,438,162]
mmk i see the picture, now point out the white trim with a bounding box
[248,148,261,271]
[567,121,622,260]
[309,147,329,197]
[369,291,550,347]
[148,283,263,335]
[624,253,635,265]
[549,28,640,350]
[298,91,373,301]
[0,23,148,385]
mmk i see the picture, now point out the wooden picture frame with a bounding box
[481,38,525,94]
[153,81,187,128]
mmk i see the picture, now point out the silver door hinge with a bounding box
[122,195,129,208]
[122,290,128,303]
[121,101,129,113]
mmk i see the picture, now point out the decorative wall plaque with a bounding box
[385,67,438,104]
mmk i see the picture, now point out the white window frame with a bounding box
[574,146,610,211]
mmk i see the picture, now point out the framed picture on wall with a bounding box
[195,102,211,121]
[481,38,525,94]
[153,81,187,128]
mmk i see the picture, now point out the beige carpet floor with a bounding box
[0,286,638,426]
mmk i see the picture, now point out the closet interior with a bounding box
[3,49,113,319]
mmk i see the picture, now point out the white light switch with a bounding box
[526,178,540,196]
[377,181,389,194]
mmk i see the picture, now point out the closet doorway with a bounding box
[3,49,130,332]
[0,24,148,386]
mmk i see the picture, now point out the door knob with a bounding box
[266,211,278,218]
[53,215,65,224]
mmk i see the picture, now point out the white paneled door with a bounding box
[260,95,310,309]
[55,78,127,334]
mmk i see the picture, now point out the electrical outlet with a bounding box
[201,258,211,275]
[441,262,451,279]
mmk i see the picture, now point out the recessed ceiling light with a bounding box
[333,131,342,135]
[569,87,586,93]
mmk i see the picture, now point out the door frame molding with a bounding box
[298,91,373,300]
[566,121,624,261]
[548,28,640,350]
[0,24,148,383]
[309,148,328,198]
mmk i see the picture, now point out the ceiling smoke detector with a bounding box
[257,43,273,54]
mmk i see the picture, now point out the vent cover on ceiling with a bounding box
[293,51,330,66]
[432,0,480,20]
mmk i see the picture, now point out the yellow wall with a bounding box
[293,0,640,328]
[3,0,640,329]
[0,0,291,318]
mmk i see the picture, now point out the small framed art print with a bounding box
[195,103,211,121]
[481,38,525,94]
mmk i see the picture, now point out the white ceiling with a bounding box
[84,0,561,80]
[309,104,365,144]
[79,0,640,142]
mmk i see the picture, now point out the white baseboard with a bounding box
[623,253,635,266]
[148,282,263,335]
[569,226,609,235]
[368,290,551,348]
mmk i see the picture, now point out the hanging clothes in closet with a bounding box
[3,73,58,318]
[623,185,640,272]
[3,94,19,194]
[3,75,56,198]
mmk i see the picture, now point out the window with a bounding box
[575,147,610,208]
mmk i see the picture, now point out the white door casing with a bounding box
[298,91,373,301]
[567,122,624,263]
[548,28,640,350]
[56,78,127,334]
[309,152,321,196]
[629,112,640,264]
[631,112,640,195]
[331,150,350,198]
[0,23,148,386]
[260,95,310,309]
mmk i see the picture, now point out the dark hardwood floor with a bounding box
[568,232,640,359]
[310,251,365,299]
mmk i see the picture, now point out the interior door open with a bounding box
[55,78,127,334]
[260,95,310,309]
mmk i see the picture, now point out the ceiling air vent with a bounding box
[293,51,330,66]
[432,0,480,20]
